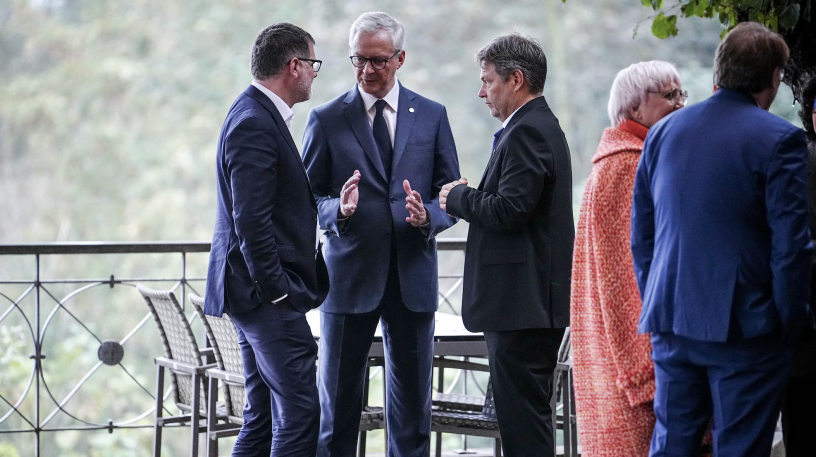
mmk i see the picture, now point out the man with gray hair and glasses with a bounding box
[631,22,812,456]
[302,11,460,457]
[440,33,574,456]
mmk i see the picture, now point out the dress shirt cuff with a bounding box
[271,294,288,304]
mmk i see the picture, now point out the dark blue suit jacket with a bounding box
[205,85,328,316]
[302,84,460,314]
[632,88,813,342]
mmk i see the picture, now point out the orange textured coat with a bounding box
[571,122,656,456]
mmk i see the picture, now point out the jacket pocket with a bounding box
[482,248,527,265]
[277,245,296,263]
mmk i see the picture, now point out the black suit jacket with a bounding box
[446,96,574,332]
[204,85,328,316]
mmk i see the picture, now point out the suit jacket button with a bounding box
[389,197,397,203]
[385,232,390,238]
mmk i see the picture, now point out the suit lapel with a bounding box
[244,85,316,209]
[392,85,416,175]
[343,86,388,183]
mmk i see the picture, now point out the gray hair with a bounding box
[348,12,405,52]
[714,22,788,94]
[251,22,315,81]
[475,33,548,96]
[607,61,682,127]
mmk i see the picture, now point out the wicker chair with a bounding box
[137,285,217,457]
[188,293,385,457]
[431,329,577,457]
[188,293,245,456]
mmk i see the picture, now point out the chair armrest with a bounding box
[206,367,246,384]
[199,347,215,357]
[154,357,216,375]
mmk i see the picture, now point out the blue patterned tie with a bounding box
[492,127,505,155]
[373,100,393,178]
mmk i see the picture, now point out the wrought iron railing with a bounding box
[0,239,468,456]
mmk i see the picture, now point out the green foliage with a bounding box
[652,12,679,38]
[566,0,809,39]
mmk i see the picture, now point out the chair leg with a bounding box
[191,373,201,457]
[436,363,444,457]
[207,376,218,457]
[154,365,165,457]
[494,438,502,457]
[567,369,578,457]
[358,429,367,457]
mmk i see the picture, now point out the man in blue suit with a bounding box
[631,22,813,457]
[204,23,328,457]
[302,12,460,457]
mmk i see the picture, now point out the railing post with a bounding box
[35,254,41,457]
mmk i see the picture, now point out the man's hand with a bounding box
[439,178,468,211]
[403,180,429,227]
[339,170,361,218]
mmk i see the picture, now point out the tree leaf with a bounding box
[652,12,679,38]
[681,0,709,17]
[779,4,801,30]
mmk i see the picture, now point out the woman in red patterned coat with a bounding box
[571,61,685,456]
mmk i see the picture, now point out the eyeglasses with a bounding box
[648,89,689,103]
[349,50,401,70]
[296,58,322,72]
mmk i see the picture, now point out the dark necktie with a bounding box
[492,127,505,155]
[373,99,393,178]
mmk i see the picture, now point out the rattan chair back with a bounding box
[138,285,206,411]
[189,293,245,419]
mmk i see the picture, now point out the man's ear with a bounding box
[512,69,525,93]
[287,58,300,78]
[771,67,782,90]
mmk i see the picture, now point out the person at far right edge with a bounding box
[440,33,574,457]
[631,22,813,457]
[780,74,816,457]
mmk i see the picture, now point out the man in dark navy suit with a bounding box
[204,23,328,457]
[631,22,813,457]
[302,12,460,457]
[440,34,574,457]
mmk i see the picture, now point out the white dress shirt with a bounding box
[358,80,400,147]
[251,80,294,137]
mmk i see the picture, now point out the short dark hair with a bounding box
[799,75,816,142]
[251,23,315,81]
[714,22,788,94]
[475,33,548,95]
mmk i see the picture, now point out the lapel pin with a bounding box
[409,107,415,113]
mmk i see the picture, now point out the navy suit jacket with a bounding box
[205,85,328,316]
[302,83,460,314]
[632,88,813,343]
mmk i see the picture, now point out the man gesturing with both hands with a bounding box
[302,11,460,457]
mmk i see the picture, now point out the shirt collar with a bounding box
[502,104,523,128]
[359,80,400,113]
[251,80,294,126]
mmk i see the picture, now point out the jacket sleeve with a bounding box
[302,109,343,235]
[630,136,656,300]
[226,115,290,303]
[593,155,655,407]
[765,128,813,343]
[422,106,460,240]
[446,123,553,233]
